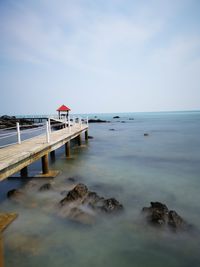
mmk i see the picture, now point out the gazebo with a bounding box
[57,104,71,119]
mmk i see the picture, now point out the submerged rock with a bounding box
[39,183,52,191]
[68,207,95,225]
[144,133,149,136]
[109,129,115,131]
[113,116,120,119]
[7,189,25,200]
[142,202,190,231]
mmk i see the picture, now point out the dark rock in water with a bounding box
[7,189,25,202]
[113,116,120,119]
[88,136,94,139]
[168,210,186,229]
[88,119,110,123]
[100,198,123,213]
[129,118,134,120]
[84,192,123,214]
[39,183,52,191]
[109,129,115,131]
[151,201,168,212]
[144,133,149,136]
[121,121,126,123]
[142,202,190,231]
[7,189,24,198]
[60,183,88,205]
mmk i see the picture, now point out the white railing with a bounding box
[0,116,89,149]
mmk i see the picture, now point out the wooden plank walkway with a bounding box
[0,124,88,181]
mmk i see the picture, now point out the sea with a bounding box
[0,111,200,267]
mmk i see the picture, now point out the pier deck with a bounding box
[0,124,88,181]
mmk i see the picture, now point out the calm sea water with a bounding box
[1,111,200,267]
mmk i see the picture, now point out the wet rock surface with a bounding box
[142,202,191,231]
[60,183,88,205]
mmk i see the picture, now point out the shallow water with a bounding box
[1,111,200,267]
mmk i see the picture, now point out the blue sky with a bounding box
[0,0,200,115]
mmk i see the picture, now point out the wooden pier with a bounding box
[0,123,89,181]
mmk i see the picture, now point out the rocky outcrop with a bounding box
[60,183,88,205]
[88,119,110,123]
[0,115,34,129]
[142,202,190,231]
[60,184,123,215]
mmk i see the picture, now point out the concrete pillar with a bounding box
[42,154,49,174]
[20,166,28,178]
[50,151,56,162]
[77,134,82,146]
[65,141,70,158]
[85,130,88,141]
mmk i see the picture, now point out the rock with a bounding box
[168,210,186,229]
[129,118,134,120]
[142,202,190,231]
[7,189,25,203]
[121,121,126,123]
[113,116,120,119]
[7,189,23,199]
[144,133,149,136]
[109,129,115,131]
[0,115,34,129]
[39,183,52,191]
[88,119,110,123]
[88,136,94,139]
[100,198,123,213]
[60,183,88,205]
[82,191,104,207]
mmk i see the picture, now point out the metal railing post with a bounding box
[46,121,50,143]
[87,116,89,126]
[68,116,71,133]
[16,122,21,144]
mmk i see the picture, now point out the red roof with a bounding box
[57,105,71,111]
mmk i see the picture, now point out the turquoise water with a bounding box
[1,111,200,267]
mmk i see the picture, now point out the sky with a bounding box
[0,0,200,115]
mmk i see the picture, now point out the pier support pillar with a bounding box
[20,166,28,178]
[77,134,82,146]
[50,151,56,162]
[65,141,70,158]
[42,154,49,174]
[85,130,88,141]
